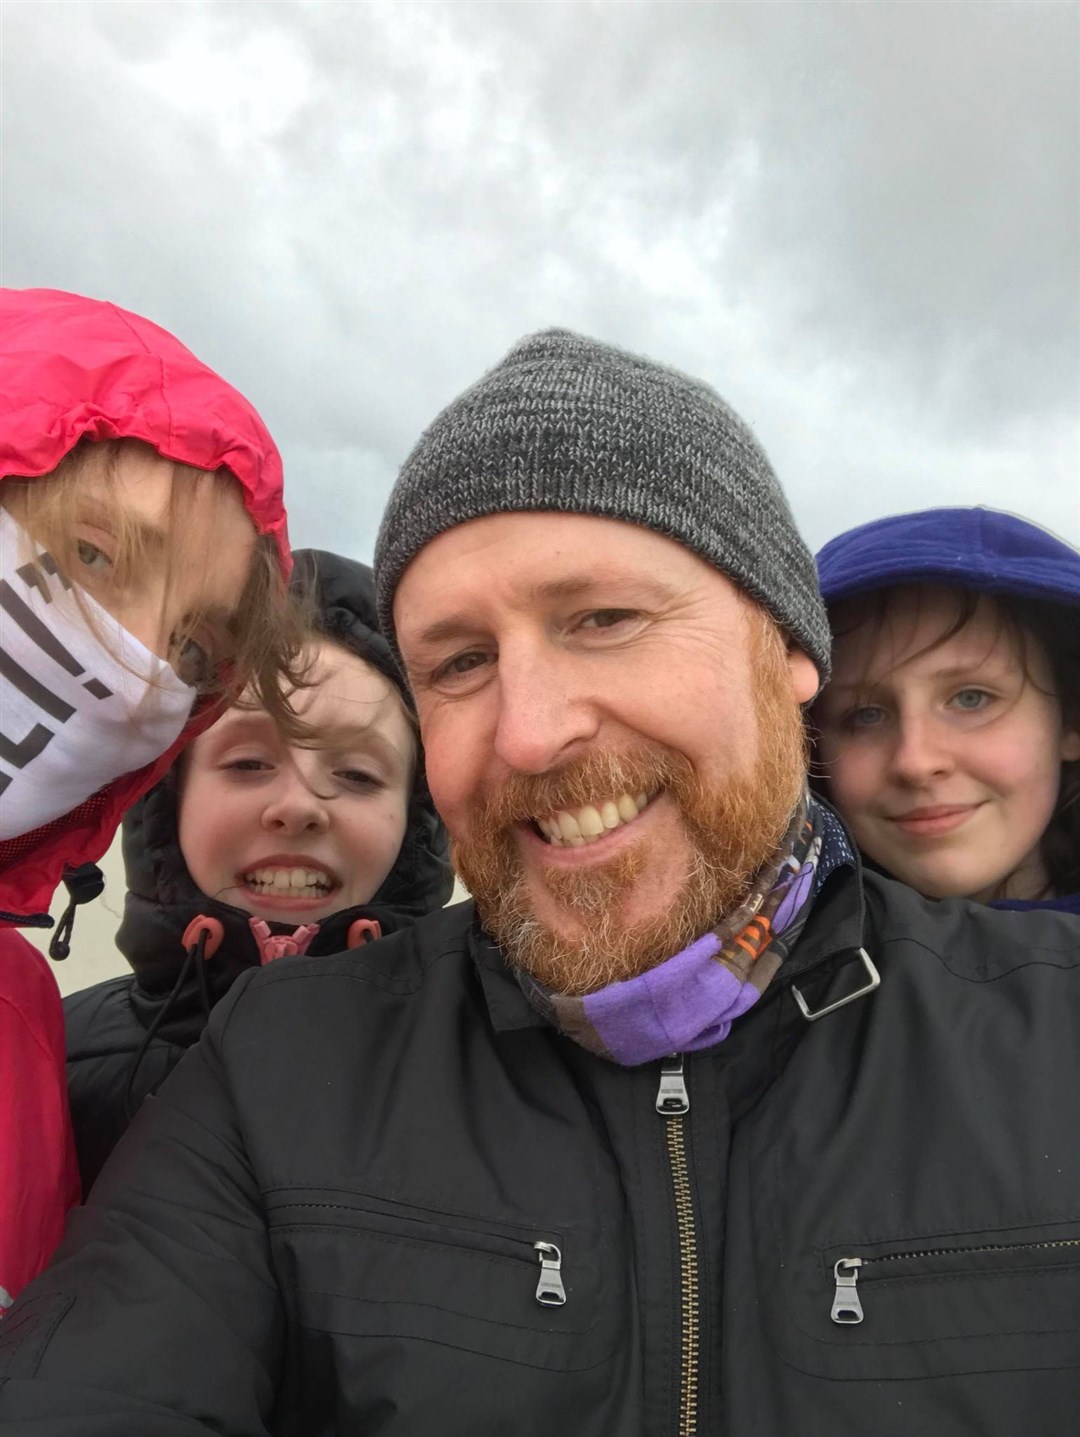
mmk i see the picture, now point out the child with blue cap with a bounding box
[814,507,1080,912]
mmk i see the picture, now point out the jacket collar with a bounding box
[774,847,866,982]
[471,921,547,1033]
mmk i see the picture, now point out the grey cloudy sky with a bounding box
[3,0,1078,561]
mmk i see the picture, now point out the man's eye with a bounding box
[224,758,271,773]
[434,651,490,683]
[578,609,637,631]
[76,539,113,575]
[171,634,213,688]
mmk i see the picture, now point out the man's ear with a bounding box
[786,641,821,706]
[1060,728,1080,763]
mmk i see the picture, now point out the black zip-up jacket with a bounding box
[62,549,453,1193]
[2,862,1079,1434]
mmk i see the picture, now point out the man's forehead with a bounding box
[398,511,713,592]
[394,512,743,646]
[421,508,680,551]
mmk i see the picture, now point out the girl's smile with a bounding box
[887,803,983,838]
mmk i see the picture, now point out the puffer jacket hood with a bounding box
[0,287,290,922]
[114,549,454,1009]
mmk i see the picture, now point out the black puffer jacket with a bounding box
[5,859,1079,1434]
[63,550,453,1192]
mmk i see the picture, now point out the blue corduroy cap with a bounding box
[816,507,1080,612]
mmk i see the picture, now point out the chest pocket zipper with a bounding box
[831,1237,1080,1324]
[533,1241,567,1306]
[272,1199,569,1311]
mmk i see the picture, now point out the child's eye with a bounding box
[76,539,113,575]
[337,769,385,791]
[170,634,214,689]
[846,705,887,730]
[223,757,272,774]
[950,688,993,713]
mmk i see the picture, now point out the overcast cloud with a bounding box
[3,0,1077,560]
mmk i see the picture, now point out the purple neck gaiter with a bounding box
[515,795,823,1066]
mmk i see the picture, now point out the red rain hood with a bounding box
[0,287,291,923]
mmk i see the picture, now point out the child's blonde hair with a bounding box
[1,438,311,739]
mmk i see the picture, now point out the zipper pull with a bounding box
[655,1055,690,1115]
[831,1258,864,1324]
[533,1241,567,1307]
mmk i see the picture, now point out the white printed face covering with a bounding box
[0,507,196,841]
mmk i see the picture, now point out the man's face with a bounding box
[395,513,819,993]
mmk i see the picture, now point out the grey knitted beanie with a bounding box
[374,328,830,678]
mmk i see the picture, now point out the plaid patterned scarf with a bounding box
[516,795,847,1065]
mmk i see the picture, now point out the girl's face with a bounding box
[816,587,1080,903]
[178,641,415,923]
[4,440,259,686]
[69,443,257,685]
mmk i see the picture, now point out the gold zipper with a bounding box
[832,1237,1080,1325]
[657,1056,699,1436]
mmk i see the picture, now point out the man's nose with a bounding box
[491,645,601,775]
[260,765,331,835]
[887,713,955,785]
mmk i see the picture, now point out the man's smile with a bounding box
[517,790,668,870]
[531,789,655,847]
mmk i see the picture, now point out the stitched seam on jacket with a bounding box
[264,1189,573,1234]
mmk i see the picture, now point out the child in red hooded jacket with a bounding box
[0,287,297,1304]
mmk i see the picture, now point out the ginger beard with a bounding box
[453,622,809,995]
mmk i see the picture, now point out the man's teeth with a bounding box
[244,867,332,896]
[537,792,650,848]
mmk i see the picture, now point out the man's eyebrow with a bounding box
[528,572,679,606]
[409,614,480,651]
[409,572,680,650]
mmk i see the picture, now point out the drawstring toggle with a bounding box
[48,863,105,961]
[346,918,382,948]
[180,916,225,961]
